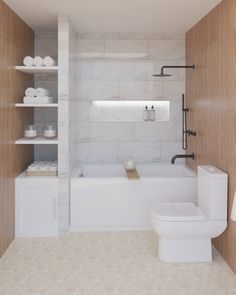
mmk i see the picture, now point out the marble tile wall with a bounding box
[74,33,186,164]
[58,15,77,233]
[69,23,77,177]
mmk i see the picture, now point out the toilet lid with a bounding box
[151,202,206,222]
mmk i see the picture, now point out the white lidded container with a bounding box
[24,125,37,138]
[43,125,57,138]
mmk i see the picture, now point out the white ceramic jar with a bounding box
[43,125,57,138]
[24,125,37,138]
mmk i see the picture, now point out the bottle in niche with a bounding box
[150,105,156,121]
[143,105,150,121]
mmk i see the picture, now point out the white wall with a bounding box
[74,33,185,164]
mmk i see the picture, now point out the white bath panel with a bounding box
[70,164,197,232]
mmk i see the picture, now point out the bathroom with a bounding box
[1,0,236,294]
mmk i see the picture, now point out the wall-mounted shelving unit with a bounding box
[15,64,58,146]
[15,66,58,74]
[15,62,58,160]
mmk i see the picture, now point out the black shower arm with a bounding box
[160,65,195,75]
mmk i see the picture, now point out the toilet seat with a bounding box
[151,202,206,222]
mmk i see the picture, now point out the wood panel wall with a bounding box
[186,0,236,273]
[0,0,34,256]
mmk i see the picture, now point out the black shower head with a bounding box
[153,73,172,77]
[153,65,195,78]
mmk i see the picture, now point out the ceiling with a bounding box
[4,0,222,33]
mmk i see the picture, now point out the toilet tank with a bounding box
[198,166,228,220]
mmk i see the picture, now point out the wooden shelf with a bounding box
[15,66,58,74]
[15,103,58,107]
[15,137,58,145]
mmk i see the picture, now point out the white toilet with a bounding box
[151,165,228,263]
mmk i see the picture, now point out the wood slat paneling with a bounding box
[0,0,34,256]
[186,0,236,273]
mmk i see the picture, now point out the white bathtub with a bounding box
[70,163,197,231]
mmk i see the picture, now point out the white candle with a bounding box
[24,130,37,138]
[43,130,56,138]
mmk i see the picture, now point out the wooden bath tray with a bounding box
[26,171,57,177]
[125,168,140,180]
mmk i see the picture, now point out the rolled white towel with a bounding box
[23,97,37,104]
[35,96,54,104]
[25,87,36,97]
[33,56,43,67]
[35,87,50,97]
[23,56,34,66]
[43,56,56,67]
[24,96,54,104]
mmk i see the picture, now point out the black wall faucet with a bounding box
[185,130,197,137]
[171,153,195,164]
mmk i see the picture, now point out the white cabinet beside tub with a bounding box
[15,173,58,237]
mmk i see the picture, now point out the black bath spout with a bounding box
[171,153,195,164]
